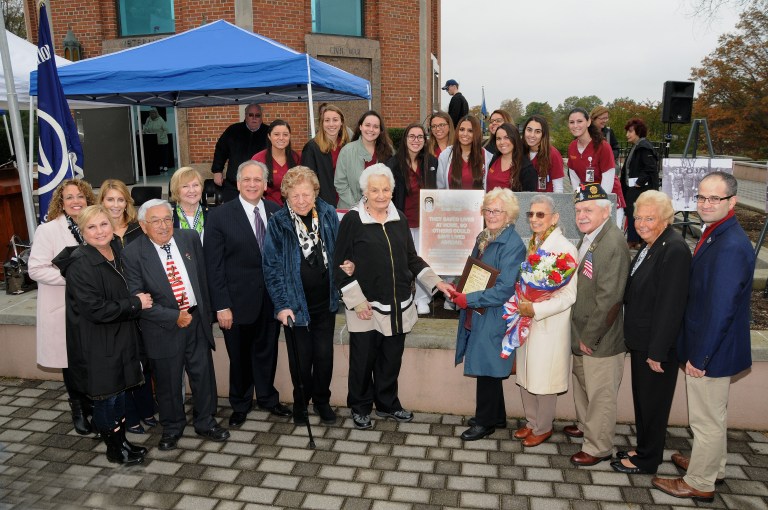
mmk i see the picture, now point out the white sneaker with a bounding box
[416,302,430,315]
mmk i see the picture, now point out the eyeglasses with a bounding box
[407,134,425,141]
[247,113,262,117]
[482,208,505,216]
[148,217,173,227]
[694,194,734,204]
[526,211,551,219]
[430,123,448,130]
[489,118,504,125]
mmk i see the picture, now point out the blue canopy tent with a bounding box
[29,20,371,183]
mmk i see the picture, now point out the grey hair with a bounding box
[237,160,269,181]
[138,199,173,221]
[701,171,737,196]
[530,194,556,213]
[359,163,396,192]
[594,198,613,212]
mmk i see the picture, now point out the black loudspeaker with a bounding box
[661,81,694,123]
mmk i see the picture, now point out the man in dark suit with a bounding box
[567,184,630,467]
[204,160,291,427]
[653,172,755,502]
[123,199,230,451]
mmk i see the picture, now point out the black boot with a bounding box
[103,425,144,465]
[119,417,148,457]
[69,399,93,435]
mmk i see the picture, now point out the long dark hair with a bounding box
[353,110,394,163]
[264,119,299,185]
[449,115,484,190]
[523,115,552,181]
[495,123,525,191]
[395,123,428,195]
[569,107,603,151]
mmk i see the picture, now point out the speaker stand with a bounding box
[682,119,715,158]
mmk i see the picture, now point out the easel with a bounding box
[674,119,715,239]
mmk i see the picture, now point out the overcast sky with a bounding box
[440,0,742,111]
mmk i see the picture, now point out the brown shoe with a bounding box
[513,426,532,439]
[651,477,714,502]
[570,450,612,466]
[522,429,552,447]
[563,425,583,438]
[671,452,725,485]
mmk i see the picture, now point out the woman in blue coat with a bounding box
[263,166,353,425]
[450,187,526,441]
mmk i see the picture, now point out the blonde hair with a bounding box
[169,167,203,203]
[281,166,320,198]
[314,105,350,153]
[76,205,114,231]
[47,179,96,221]
[635,190,674,225]
[483,187,520,223]
[98,179,137,224]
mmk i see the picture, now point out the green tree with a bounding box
[498,98,524,124]
[2,0,26,38]
[690,7,768,158]
[522,101,554,121]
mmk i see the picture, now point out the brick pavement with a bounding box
[1,378,767,509]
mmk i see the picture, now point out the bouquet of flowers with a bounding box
[500,249,577,358]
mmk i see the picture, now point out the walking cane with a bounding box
[286,316,316,449]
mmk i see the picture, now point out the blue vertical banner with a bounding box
[36,0,84,223]
[480,86,488,133]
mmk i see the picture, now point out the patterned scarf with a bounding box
[176,203,204,235]
[527,224,557,255]
[65,214,84,244]
[288,205,328,269]
[477,222,511,256]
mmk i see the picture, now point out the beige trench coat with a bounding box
[515,227,578,395]
[28,216,78,368]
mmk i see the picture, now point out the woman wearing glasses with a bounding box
[514,195,578,447]
[522,115,564,193]
[486,122,537,192]
[427,112,454,158]
[449,188,526,441]
[621,118,659,248]
[614,190,690,475]
[483,109,513,155]
[386,123,438,315]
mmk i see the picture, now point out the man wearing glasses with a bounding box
[653,172,755,502]
[211,103,269,202]
[123,199,230,451]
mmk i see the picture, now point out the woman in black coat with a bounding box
[301,104,350,206]
[54,205,153,465]
[612,191,690,475]
[621,118,659,247]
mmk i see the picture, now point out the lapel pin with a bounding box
[185,252,192,260]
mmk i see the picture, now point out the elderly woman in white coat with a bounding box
[28,179,97,435]
[515,194,578,447]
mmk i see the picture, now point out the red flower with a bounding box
[549,270,562,284]
[555,257,570,271]
[528,253,542,265]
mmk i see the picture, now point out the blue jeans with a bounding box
[92,392,126,432]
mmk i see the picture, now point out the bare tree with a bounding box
[685,0,766,20]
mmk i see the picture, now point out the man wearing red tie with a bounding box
[123,199,229,451]
[204,160,289,428]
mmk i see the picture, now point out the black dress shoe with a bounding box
[259,403,292,417]
[610,459,654,474]
[195,424,230,442]
[229,411,248,427]
[460,424,496,441]
[158,434,180,451]
[616,450,637,460]
[468,416,507,428]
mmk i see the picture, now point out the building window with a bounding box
[312,0,363,37]
[118,0,175,37]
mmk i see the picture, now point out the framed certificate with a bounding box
[456,257,500,315]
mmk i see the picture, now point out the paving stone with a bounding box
[458,491,499,508]
[134,491,182,509]
[337,452,373,468]
[582,484,624,502]
[257,458,295,474]
[462,461,500,478]
[390,486,431,503]
[214,501,245,510]
[236,486,278,504]
[174,479,218,495]
[430,489,459,507]
[513,452,551,467]
[553,482,581,499]
[273,490,305,508]
[297,476,327,493]
[367,443,392,456]
[355,468,381,483]
[434,460,461,475]
[341,498,373,510]
[333,439,369,454]
[486,477,513,494]
[381,470,420,487]
[404,434,439,447]
[325,480,365,497]
[446,475,484,492]
[398,459,435,473]
[370,502,411,510]
[620,486,654,504]
[426,448,450,460]
[530,497,570,510]
[318,465,356,480]
[590,470,632,486]
[515,479,554,497]
[363,484,391,500]
[451,449,487,463]
[372,456,399,470]
[292,462,321,477]
[174,495,218,510]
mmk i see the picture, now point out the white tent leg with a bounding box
[27,97,34,189]
[173,106,180,169]
[136,106,147,185]
[305,54,315,138]
[130,106,139,183]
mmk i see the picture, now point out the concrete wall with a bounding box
[2,316,767,430]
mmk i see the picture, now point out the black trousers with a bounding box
[153,310,218,435]
[347,330,406,415]
[284,311,335,410]
[223,298,280,412]
[624,187,643,242]
[630,349,678,473]
[125,362,156,427]
[475,376,506,427]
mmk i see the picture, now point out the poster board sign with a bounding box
[419,189,485,275]
[661,158,733,211]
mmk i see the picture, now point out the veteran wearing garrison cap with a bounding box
[566,184,631,466]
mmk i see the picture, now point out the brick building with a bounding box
[23,0,442,170]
